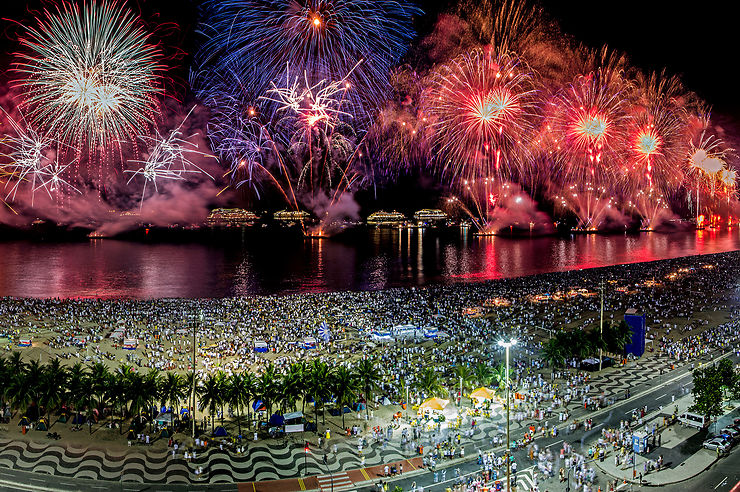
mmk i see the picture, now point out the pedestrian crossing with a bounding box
[317,471,354,492]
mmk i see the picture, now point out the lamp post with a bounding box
[599,281,605,371]
[498,338,517,492]
[191,310,203,439]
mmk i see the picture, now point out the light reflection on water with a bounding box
[0,227,738,298]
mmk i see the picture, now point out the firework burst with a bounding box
[0,109,80,205]
[425,49,539,184]
[14,1,165,149]
[125,109,215,206]
[195,0,421,126]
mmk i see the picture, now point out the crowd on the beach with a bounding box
[2,251,740,491]
[1,252,739,399]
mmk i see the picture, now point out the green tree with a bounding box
[160,372,188,413]
[282,362,306,413]
[198,373,222,436]
[89,362,111,431]
[490,363,506,390]
[241,372,258,429]
[355,359,380,419]
[332,366,359,429]
[605,320,633,354]
[306,360,332,426]
[415,367,447,398]
[690,364,724,427]
[258,364,283,419]
[473,363,493,387]
[226,372,249,438]
[541,337,566,368]
[717,358,736,400]
[39,358,67,428]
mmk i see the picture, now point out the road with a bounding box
[359,351,739,492]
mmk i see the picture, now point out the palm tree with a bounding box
[355,359,380,419]
[160,372,188,414]
[226,372,248,438]
[7,362,30,417]
[89,362,111,430]
[198,373,221,435]
[0,356,9,410]
[306,360,332,426]
[453,365,474,393]
[241,372,258,430]
[66,363,86,427]
[331,366,359,429]
[282,362,305,413]
[7,352,24,377]
[490,363,506,390]
[108,370,130,434]
[215,371,229,428]
[258,364,283,419]
[39,358,67,428]
[541,337,566,368]
[415,367,447,398]
[606,320,633,355]
[473,363,493,388]
[126,371,147,431]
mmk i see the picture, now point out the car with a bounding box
[721,427,740,442]
[727,424,740,435]
[704,437,732,453]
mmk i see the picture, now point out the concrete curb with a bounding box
[593,456,720,488]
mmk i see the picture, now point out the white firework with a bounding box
[1,108,79,204]
[261,62,360,133]
[125,108,215,205]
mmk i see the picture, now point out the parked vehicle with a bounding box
[679,412,708,429]
[703,437,732,453]
[720,427,740,442]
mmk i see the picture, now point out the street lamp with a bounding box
[498,338,517,492]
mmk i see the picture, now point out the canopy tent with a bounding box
[154,412,175,426]
[36,418,48,431]
[470,387,496,400]
[302,337,317,349]
[123,339,138,350]
[419,397,450,411]
[423,327,439,338]
[254,341,268,353]
[284,411,304,433]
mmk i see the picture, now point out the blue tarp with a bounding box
[269,414,285,426]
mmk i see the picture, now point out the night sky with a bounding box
[1,0,736,110]
[0,0,737,215]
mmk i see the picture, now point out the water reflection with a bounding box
[0,228,738,298]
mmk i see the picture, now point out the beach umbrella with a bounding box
[470,387,496,400]
[419,397,450,411]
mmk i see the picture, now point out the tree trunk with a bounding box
[236,402,242,439]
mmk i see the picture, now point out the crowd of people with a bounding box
[2,250,740,490]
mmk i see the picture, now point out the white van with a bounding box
[679,412,708,429]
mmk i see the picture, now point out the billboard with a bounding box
[624,310,646,358]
